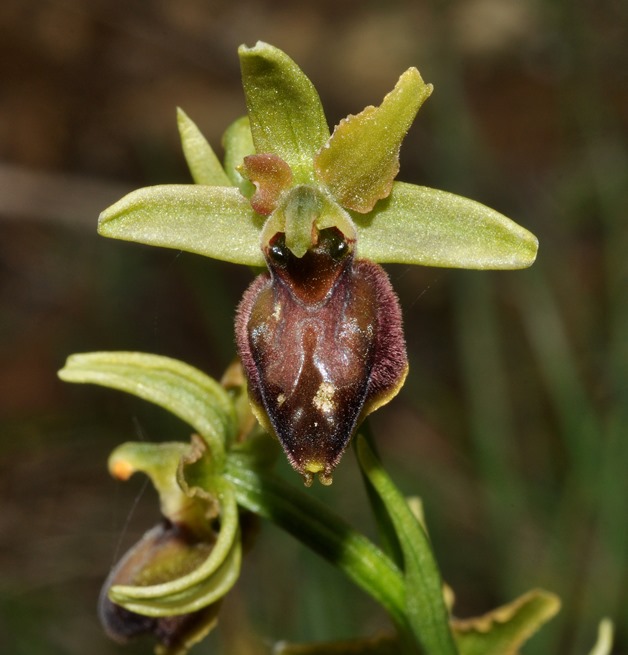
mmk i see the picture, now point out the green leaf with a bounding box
[238,41,329,184]
[356,434,458,655]
[354,182,538,269]
[315,68,432,213]
[588,619,614,655]
[98,184,266,266]
[452,589,560,655]
[58,352,237,463]
[222,115,256,193]
[177,108,231,186]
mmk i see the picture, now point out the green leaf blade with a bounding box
[355,182,538,269]
[58,352,237,462]
[98,184,266,266]
[177,108,232,186]
[238,41,329,183]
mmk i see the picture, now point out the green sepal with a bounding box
[58,352,237,464]
[354,182,538,269]
[222,115,256,194]
[177,108,231,186]
[98,184,266,266]
[452,589,561,655]
[356,434,458,655]
[238,41,329,184]
[315,68,432,213]
[108,441,213,536]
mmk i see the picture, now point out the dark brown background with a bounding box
[1,1,626,653]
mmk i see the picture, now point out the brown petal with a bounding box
[241,153,293,215]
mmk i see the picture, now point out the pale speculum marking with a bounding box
[312,381,336,413]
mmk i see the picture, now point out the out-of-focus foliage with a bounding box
[0,1,626,654]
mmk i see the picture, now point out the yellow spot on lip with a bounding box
[304,460,324,473]
[313,381,336,413]
[302,461,334,486]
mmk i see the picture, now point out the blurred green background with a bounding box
[1,0,626,653]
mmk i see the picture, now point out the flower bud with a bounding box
[98,521,221,655]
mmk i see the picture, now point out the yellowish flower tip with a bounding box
[109,457,135,481]
[302,461,334,487]
[318,471,333,486]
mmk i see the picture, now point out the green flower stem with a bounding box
[355,425,405,571]
[223,461,407,631]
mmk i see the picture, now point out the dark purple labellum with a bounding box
[235,227,408,485]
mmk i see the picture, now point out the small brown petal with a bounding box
[241,153,293,215]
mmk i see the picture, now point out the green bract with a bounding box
[98,41,538,270]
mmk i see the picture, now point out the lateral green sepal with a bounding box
[354,182,538,269]
[98,184,266,266]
